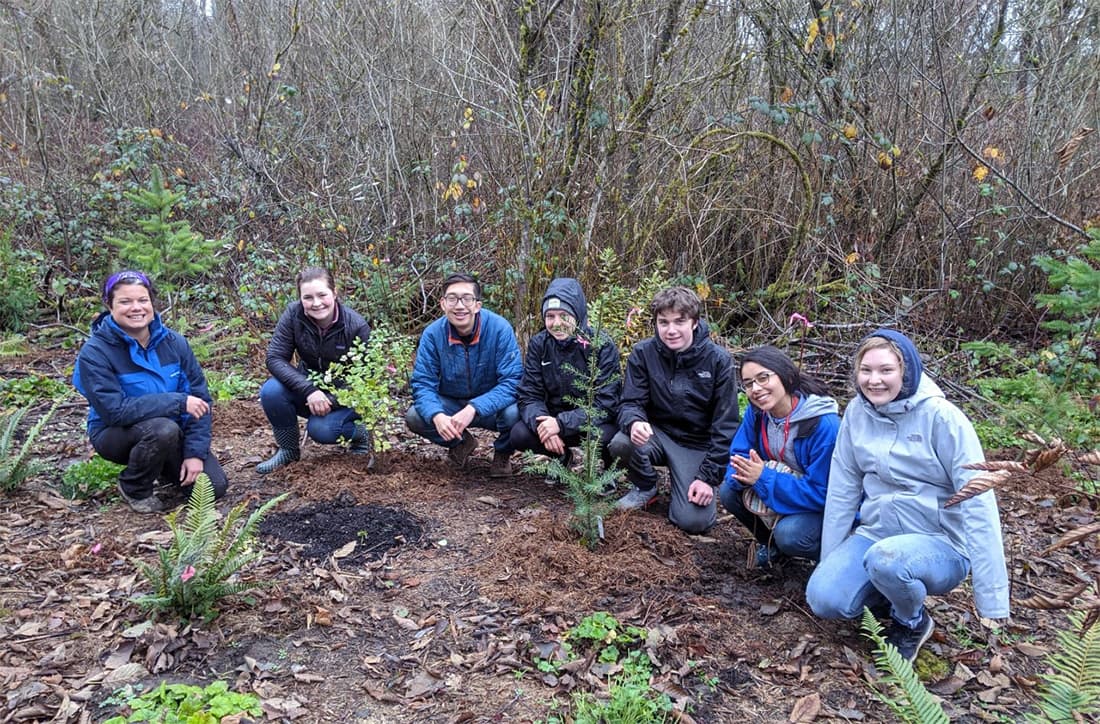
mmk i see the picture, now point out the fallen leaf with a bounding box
[332,540,356,559]
[475,496,502,507]
[403,670,444,698]
[788,692,821,722]
[759,600,782,616]
[1015,642,1049,657]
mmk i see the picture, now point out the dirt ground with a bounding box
[2,363,1098,723]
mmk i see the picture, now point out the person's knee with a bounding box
[670,504,716,534]
[608,433,633,462]
[806,573,854,619]
[497,404,520,430]
[718,481,741,515]
[405,406,428,434]
[508,421,538,452]
[143,417,182,447]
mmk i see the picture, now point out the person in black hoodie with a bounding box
[510,278,621,473]
[610,287,739,533]
[257,267,372,473]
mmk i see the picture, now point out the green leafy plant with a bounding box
[204,370,258,402]
[0,403,56,492]
[1033,230,1100,393]
[860,608,948,723]
[0,372,70,411]
[61,454,126,500]
[101,680,261,723]
[571,649,671,724]
[133,474,287,621]
[1024,611,1100,722]
[105,165,220,315]
[588,247,671,360]
[0,227,38,332]
[312,322,415,455]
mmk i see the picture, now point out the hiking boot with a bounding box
[489,450,514,477]
[615,486,658,511]
[752,542,788,570]
[117,482,166,514]
[348,424,375,470]
[447,431,478,468]
[885,610,935,663]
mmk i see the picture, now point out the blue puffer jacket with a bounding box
[410,309,522,422]
[72,312,213,460]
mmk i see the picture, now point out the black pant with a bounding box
[91,417,227,499]
[508,419,618,467]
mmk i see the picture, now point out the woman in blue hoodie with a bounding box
[72,270,227,514]
[719,346,840,568]
[806,330,1009,663]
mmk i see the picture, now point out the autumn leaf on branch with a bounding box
[1055,126,1095,172]
[944,469,1013,508]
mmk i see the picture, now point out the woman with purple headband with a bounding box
[72,271,228,513]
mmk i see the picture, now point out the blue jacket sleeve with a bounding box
[469,318,522,416]
[177,337,214,460]
[411,323,446,424]
[752,413,839,515]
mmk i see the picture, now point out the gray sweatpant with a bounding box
[609,427,717,534]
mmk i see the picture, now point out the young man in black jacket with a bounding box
[610,287,739,533]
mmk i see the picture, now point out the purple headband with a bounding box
[103,270,152,304]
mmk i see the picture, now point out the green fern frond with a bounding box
[860,608,949,724]
[1026,611,1100,722]
[0,403,56,492]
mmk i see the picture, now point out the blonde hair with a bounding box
[854,336,905,378]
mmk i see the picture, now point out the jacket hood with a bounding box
[858,328,923,402]
[788,392,839,423]
[541,278,588,328]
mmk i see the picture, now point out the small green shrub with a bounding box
[0,404,56,492]
[204,370,258,402]
[571,649,671,724]
[588,247,671,359]
[101,680,261,723]
[0,227,39,332]
[61,454,125,500]
[860,608,948,724]
[1025,611,1100,722]
[133,474,287,621]
[0,372,70,411]
[313,323,415,455]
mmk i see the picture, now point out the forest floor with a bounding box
[2,351,1098,723]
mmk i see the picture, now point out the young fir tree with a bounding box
[106,166,218,314]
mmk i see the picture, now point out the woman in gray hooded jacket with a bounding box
[806,329,1009,663]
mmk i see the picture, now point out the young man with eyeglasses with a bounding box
[609,287,740,533]
[405,273,522,476]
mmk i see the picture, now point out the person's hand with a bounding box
[432,413,461,441]
[629,420,653,447]
[687,479,714,506]
[536,416,562,442]
[730,449,766,484]
[179,457,203,485]
[543,433,566,456]
[452,404,477,432]
[184,395,210,418]
[306,390,332,416]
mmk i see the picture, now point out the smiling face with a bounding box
[741,362,794,417]
[441,281,481,336]
[109,283,155,340]
[544,309,577,341]
[299,278,337,327]
[655,309,696,352]
[857,346,904,405]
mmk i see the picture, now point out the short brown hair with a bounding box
[650,286,701,322]
[296,267,335,293]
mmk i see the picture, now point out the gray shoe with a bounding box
[447,432,478,468]
[117,482,166,514]
[886,611,935,663]
[489,450,514,477]
[615,486,657,511]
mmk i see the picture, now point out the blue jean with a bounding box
[260,378,360,444]
[806,533,971,628]
[405,396,520,453]
[719,481,822,560]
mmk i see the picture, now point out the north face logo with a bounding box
[696,370,712,379]
[907,433,923,442]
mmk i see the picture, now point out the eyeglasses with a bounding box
[443,293,479,307]
[741,371,775,390]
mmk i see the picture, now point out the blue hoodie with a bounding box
[72,311,214,460]
[820,329,1009,619]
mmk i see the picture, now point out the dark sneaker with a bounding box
[117,482,166,514]
[615,486,657,511]
[753,543,788,570]
[489,450,514,478]
[885,611,935,663]
[447,432,478,469]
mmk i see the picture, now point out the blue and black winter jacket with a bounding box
[72,312,213,460]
